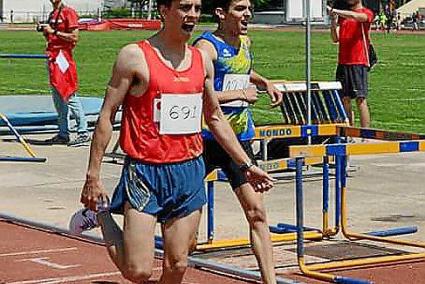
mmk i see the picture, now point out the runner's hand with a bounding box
[242,86,258,104]
[81,177,109,212]
[245,165,275,192]
[265,81,283,108]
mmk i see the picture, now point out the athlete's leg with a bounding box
[235,183,276,284]
[342,96,354,126]
[98,202,157,283]
[159,209,203,284]
[219,140,276,283]
[356,97,370,128]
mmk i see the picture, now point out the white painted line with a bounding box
[7,272,122,284]
[16,257,81,269]
[8,268,162,284]
[0,247,77,257]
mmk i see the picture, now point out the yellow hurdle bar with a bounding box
[290,140,425,158]
[196,231,323,251]
[307,252,425,271]
[254,124,342,140]
[257,156,334,173]
[338,126,425,141]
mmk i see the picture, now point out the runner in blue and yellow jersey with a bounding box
[194,1,282,283]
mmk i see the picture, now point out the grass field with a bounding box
[1,28,424,133]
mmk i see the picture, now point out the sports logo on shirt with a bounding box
[222,48,232,58]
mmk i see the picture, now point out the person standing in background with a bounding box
[40,0,90,146]
[328,0,374,128]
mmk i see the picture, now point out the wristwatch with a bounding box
[239,160,254,172]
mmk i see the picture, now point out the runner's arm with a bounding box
[250,71,283,107]
[86,45,138,181]
[81,45,141,210]
[201,50,274,191]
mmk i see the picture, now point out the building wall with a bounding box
[253,0,326,24]
[0,0,3,22]
[103,0,127,9]
[2,0,102,23]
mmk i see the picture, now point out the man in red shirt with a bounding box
[328,0,374,128]
[68,0,274,283]
[40,0,89,146]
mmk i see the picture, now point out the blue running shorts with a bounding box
[110,156,207,223]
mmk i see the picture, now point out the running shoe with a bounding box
[68,133,91,147]
[69,208,98,235]
[44,134,70,145]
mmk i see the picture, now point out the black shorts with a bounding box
[203,139,256,190]
[336,64,368,99]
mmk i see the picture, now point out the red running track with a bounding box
[0,219,253,284]
[2,217,425,284]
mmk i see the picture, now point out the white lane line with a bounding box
[16,257,81,269]
[8,268,162,284]
[7,272,122,284]
[0,248,77,257]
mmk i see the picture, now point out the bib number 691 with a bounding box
[169,105,197,120]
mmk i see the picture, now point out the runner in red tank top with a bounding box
[70,1,275,283]
[119,40,205,163]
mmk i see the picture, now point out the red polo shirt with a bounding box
[338,8,374,65]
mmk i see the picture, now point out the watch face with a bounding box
[240,161,253,172]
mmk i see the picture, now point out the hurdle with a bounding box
[290,140,425,283]
[273,81,348,126]
[255,81,348,162]
[250,80,351,243]
[339,126,425,141]
[0,113,46,163]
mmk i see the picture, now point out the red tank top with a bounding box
[120,40,205,163]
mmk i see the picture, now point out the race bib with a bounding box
[221,74,250,107]
[158,93,203,135]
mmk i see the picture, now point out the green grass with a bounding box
[1,29,425,133]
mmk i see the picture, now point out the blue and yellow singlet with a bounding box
[194,31,255,141]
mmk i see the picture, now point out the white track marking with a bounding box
[16,257,80,269]
[0,247,77,257]
[8,268,166,284]
[8,272,122,284]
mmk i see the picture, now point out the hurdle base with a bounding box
[0,156,46,162]
[366,226,418,237]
